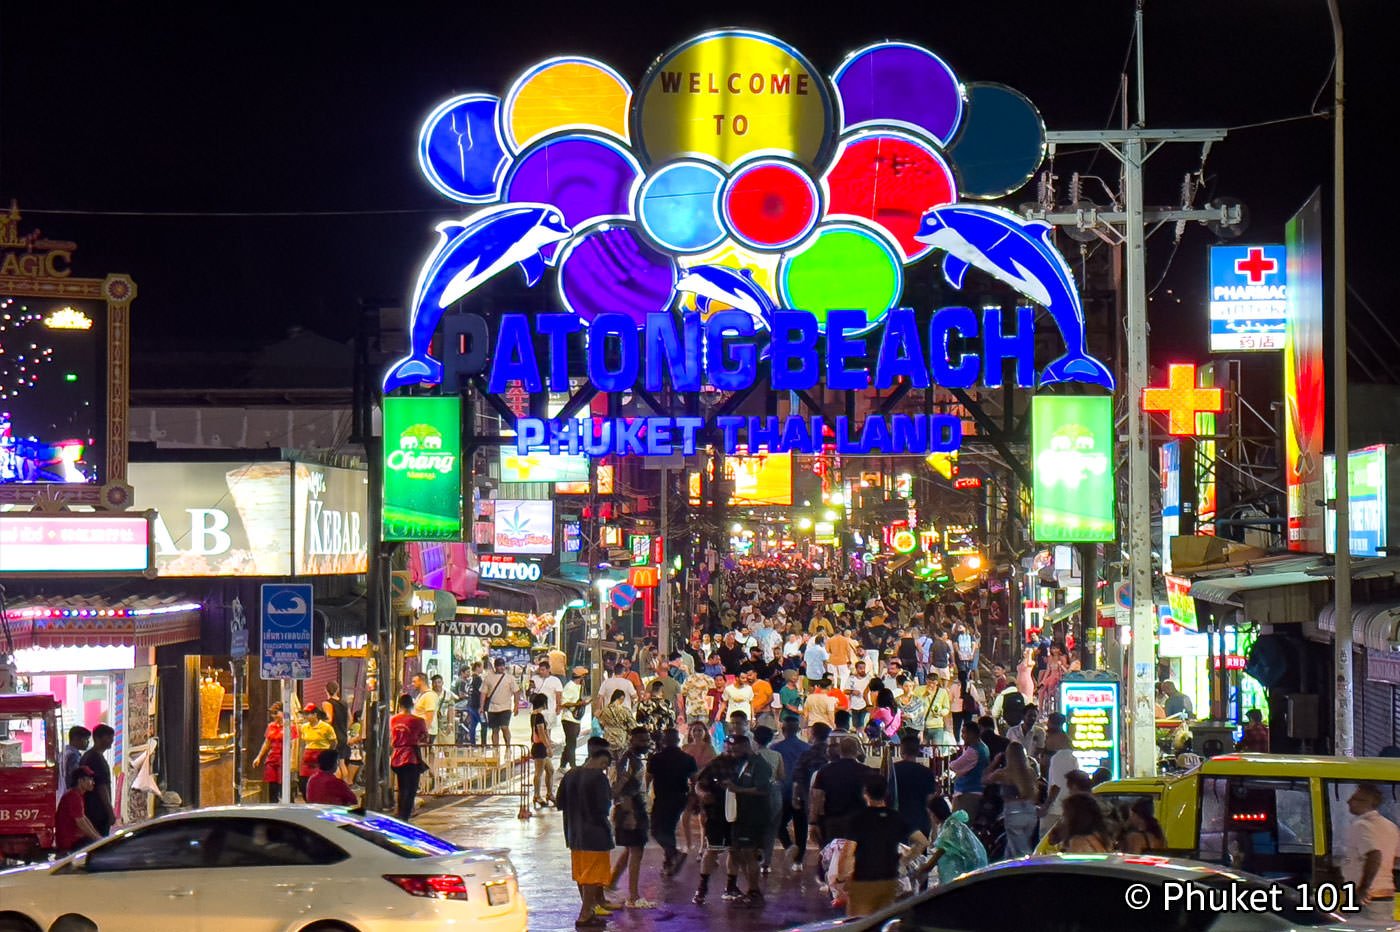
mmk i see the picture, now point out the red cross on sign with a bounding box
[1234,247,1278,284]
[1142,363,1223,435]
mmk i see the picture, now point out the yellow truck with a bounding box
[1095,753,1399,890]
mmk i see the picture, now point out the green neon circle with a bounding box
[778,223,902,329]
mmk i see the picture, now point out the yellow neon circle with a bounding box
[637,32,834,171]
[504,57,632,152]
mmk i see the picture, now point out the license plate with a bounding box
[486,883,510,906]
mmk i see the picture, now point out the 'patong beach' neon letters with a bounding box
[385,31,1113,456]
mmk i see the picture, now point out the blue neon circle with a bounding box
[417,94,512,204]
[636,161,727,254]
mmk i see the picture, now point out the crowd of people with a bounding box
[541,558,1173,928]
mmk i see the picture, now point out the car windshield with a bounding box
[1191,873,1341,926]
[316,810,463,859]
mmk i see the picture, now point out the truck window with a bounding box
[1323,780,1400,891]
[1197,776,1313,884]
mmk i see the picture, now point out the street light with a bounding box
[797,517,813,530]
[822,509,837,522]
[730,522,743,534]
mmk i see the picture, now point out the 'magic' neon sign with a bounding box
[384,31,1114,457]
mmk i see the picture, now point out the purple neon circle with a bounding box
[834,43,963,146]
[503,134,640,261]
[557,223,678,325]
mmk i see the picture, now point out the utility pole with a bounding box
[1027,6,1239,776]
[1327,0,1352,757]
[658,471,670,660]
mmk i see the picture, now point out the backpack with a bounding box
[1001,690,1026,728]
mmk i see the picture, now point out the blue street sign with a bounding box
[260,583,313,680]
[609,583,640,610]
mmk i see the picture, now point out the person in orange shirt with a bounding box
[750,674,775,728]
[826,630,855,689]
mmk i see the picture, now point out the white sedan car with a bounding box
[0,805,527,932]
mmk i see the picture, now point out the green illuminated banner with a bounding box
[383,396,462,541]
[1032,395,1115,542]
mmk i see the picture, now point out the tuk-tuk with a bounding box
[1095,753,1400,887]
[0,693,61,861]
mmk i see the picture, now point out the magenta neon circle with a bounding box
[720,159,820,251]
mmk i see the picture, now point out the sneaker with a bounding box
[735,892,765,909]
[789,861,803,873]
[721,888,743,901]
[625,898,657,909]
[691,891,707,905]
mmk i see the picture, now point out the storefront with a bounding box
[127,456,369,805]
[4,592,200,821]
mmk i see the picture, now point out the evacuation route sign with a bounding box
[260,583,314,680]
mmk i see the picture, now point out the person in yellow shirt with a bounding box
[808,614,835,638]
[298,705,338,799]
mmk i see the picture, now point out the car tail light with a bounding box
[384,874,469,900]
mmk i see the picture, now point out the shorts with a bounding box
[731,818,766,849]
[701,812,732,851]
[487,710,511,729]
[616,812,649,848]
[846,879,900,916]
[570,850,611,886]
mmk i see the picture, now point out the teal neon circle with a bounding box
[636,161,726,254]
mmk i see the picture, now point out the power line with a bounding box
[19,207,441,218]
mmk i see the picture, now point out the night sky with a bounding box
[0,2,1384,373]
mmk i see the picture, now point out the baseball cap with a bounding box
[303,702,318,713]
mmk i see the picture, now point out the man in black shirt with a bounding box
[978,715,1009,761]
[789,722,831,873]
[78,723,115,836]
[716,631,745,676]
[841,774,915,916]
[739,646,775,683]
[891,735,938,839]
[809,736,876,843]
[647,728,697,877]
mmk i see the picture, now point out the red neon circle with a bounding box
[723,162,818,249]
[825,133,957,260]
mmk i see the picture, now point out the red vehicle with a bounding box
[0,693,60,860]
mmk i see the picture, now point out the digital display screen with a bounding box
[0,297,106,485]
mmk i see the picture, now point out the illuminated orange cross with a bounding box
[1142,363,1223,435]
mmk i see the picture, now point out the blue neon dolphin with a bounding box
[382,203,571,392]
[914,204,1115,390]
[674,265,777,328]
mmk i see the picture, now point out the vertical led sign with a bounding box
[382,396,462,542]
[1032,395,1115,543]
[1284,190,1324,552]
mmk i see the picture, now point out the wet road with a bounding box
[417,796,845,932]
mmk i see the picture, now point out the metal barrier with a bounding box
[418,743,533,818]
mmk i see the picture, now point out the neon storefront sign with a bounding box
[384,32,1113,457]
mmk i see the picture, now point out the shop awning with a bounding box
[1316,602,1400,653]
[315,596,367,641]
[1188,571,1328,623]
[1306,555,1400,581]
[3,593,203,650]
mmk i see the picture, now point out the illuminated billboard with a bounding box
[1164,574,1198,631]
[1284,191,1324,552]
[132,461,294,577]
[0,298,106,485]
[293,463,368,575]
[1209,245,1286,352]
[382,33,1118,461]
[0,512,152,575]
[492,498,554,554]
[1160,441,1181,573]
[688,453,793,506]
[1324,445,1392,557]
[1031,395,1115,542]
[382,396,462,542]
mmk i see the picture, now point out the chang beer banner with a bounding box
[383,396,462,541]
[1031,395,1115,543]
